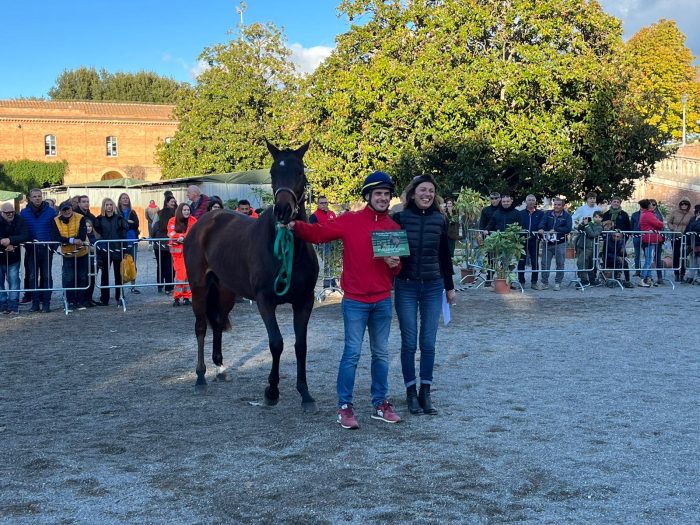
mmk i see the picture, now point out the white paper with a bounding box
[442,290,451,326]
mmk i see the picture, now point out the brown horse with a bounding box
[184,141,319,407]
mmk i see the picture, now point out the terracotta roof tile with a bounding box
[0,99,176,121]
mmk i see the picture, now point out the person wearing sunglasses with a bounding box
[0,203,29,314]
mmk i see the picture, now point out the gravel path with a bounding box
[1,273,699,524]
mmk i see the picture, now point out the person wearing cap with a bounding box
[683,205,700,284]
[0,203,29,314]
[668,197,694,282]
[51,201,89,310]
[287,171,402,430]
[392,175,455,416]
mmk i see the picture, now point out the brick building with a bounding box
[0,100,178,184]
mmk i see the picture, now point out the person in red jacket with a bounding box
[288,171,402,430]
[168,203,197,306]
[309,196,338,287]
[639,199,665,287]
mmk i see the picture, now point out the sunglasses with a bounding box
[2,211,15,215]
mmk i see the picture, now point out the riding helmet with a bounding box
[361,171,395,198]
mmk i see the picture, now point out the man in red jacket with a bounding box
[288,172,402,430]
[309,196,337,287]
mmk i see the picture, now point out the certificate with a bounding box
[371,230,410,257]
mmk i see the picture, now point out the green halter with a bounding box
[273,224,294,296]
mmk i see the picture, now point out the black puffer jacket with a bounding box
[486,205,521,232]
[392,203,454,291]
[93,213,128,257]
[0,214,29,266]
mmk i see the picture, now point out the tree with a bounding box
[302,0,669,203]
[625,19,700,141]
[48,67,191,104]
[157,23,303,179]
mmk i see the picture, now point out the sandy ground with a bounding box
[1,251,699,524]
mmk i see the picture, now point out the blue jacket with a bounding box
[519,208,545,235]
[537,210,572,244]
[20,202,57,241]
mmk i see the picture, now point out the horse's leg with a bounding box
[213,289,236,382]
[256,297,282,405]
[194,308,208,394]
[293,296,316,410]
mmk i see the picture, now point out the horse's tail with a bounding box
[205,271,231,332]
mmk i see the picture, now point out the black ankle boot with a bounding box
[406,385,422,414]
[418,384,438,415]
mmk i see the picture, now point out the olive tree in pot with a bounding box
[478,224,525,293]
[454,187,489,281]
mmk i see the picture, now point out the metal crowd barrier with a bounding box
[314,240,343,302]
[685,232,700,285]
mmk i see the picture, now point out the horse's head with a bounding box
[266,140,310,225]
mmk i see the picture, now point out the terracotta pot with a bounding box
[566,247,576,259]
[493,278,510,294]
[460,268,475,284]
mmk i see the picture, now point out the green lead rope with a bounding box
[273,224,294,296]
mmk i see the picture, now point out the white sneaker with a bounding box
[553,283,560,291]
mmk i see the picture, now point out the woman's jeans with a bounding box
[394,278,443,388]
[641,243,660,279]
[338,297,392,408]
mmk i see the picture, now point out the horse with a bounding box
[184,141,319,408]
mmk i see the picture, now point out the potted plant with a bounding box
[478,224,525,293]
[453,187,489,281]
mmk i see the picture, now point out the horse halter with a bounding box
[273,186,302,220]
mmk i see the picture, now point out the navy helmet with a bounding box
[361,171,395,198]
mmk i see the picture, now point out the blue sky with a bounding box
[1,0,697,100]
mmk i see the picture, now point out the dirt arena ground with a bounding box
[1,274,699,524]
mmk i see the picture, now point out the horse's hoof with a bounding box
[264,386,279,406]
[194,383,208,395]
[301,401,318,413]
[215,372,232,382]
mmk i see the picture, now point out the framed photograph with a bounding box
[371,230,410,257]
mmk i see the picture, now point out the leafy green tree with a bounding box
[625,19,700,140]
[0,160,67,193]
[48,67,190,103]
[157,23,303,179]
[302,0,669,203]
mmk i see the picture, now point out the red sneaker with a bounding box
[337,404,359,429]
[371,400,402,424]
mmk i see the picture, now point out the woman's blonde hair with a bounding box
[101,197,116,216]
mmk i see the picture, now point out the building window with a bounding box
[106,136,118,157]
[164,136,173,144]
[45,135,56,156]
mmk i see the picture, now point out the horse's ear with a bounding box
[294,141,310,159]
[265,139,281,159]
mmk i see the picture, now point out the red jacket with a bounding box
[167,215,198,254]
[639,209,664,244]
[310,208,336,224]
[294,206,401,303]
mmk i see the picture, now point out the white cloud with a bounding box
[289,43,334,74]
[190,59,211,80]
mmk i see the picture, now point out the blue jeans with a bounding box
[541,242,566,284]
[394,278,443,387]
[0,261,21,311]
[641,243,664,280]
[338,297,392,408]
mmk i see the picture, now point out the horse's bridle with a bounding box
[273,186,302,220]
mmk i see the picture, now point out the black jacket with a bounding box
[486,205,521,232]
[93,213,128,257]
[392,203,454,291]
[602,208,631,232]
[0,214,30,266]
[479,204,499,230]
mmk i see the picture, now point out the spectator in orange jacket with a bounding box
[236,199,259,219]
[167,203,197,306]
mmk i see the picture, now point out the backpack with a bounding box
[120,254,137,282]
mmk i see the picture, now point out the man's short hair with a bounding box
[29,188,42,196]
[586,191,598,200]
[610,195,621,202]
[500,194,511,200]
[552,197,564,204]
[489,192,501,199]
[593,210,603,218]
[317,196,328,203]
[238,199,251,207]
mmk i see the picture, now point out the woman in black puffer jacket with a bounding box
[392,175,455,416]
